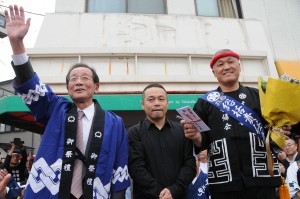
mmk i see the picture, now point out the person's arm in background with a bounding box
[2,143,16,170]
[7,144,15,157]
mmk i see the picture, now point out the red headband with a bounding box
[210,51,240,69]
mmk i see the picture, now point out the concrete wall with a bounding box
[53,0,300,62]
[241,0,300,61]
[29,13,276,93]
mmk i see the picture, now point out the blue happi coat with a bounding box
[187,171,210,199]
[14,73,130,199]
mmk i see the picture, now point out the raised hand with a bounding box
[0,169,11,199]
[4,5,31,55]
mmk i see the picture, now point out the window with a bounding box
[0,14,5,28]
[195,0,219,17]
[0,123,24,133]
[195,0,242,18]
[87,0,126,13]
[0,13,6,38]
[128,0,165,14]
[87,0,165,14]
[4,125,10,132]
[0,124,4,132]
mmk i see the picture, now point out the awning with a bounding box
[0,94,201,134]
[276,61,300,79]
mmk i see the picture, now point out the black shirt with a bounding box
[194,85,281,192]
[128,118,196,199]
[3,149,27,184]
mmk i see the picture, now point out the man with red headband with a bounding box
[182,49,291,199]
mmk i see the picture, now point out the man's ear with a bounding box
[141,100,145,110]
[94,83,100,93]
[212,69,216,77]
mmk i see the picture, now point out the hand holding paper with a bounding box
[176,106,210,132]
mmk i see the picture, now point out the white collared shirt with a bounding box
[78,103,95,154]
[200,162,208,174]
[287,152,299,165]
[12,53,28,65]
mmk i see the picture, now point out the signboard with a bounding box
[0,94,202,112]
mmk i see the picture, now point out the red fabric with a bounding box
[210,51,240,68]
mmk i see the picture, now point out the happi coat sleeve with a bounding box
[13,61,130,199]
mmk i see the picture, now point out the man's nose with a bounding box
[155,101,164,107]
[75,78,84,84]
[223,62,231,69]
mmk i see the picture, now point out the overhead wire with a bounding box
[0,4,45,16]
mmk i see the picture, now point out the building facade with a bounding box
[0,0,299,153]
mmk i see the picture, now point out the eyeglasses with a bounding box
[69,75,93,82]
[285,143,296,148]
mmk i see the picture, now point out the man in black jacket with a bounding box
[182,49,292,199]
[128,83,196,199]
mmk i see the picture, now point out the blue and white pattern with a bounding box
[187,171,210,199]
[112,165,129,184]
[14,72,130,199]
[18,81,48,105]
[286,160,300,198]
[93,177,110,199]
[203,90,265,141]
[28,158,62,195]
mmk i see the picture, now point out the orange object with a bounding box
[278,176,290,199]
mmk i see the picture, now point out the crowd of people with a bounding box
[0,139,33,199]
[0,4,299,199]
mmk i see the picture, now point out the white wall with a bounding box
[55,0,85,13]
[241,0,300,61]
[29,13,276,93]
[28,0,300,94]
